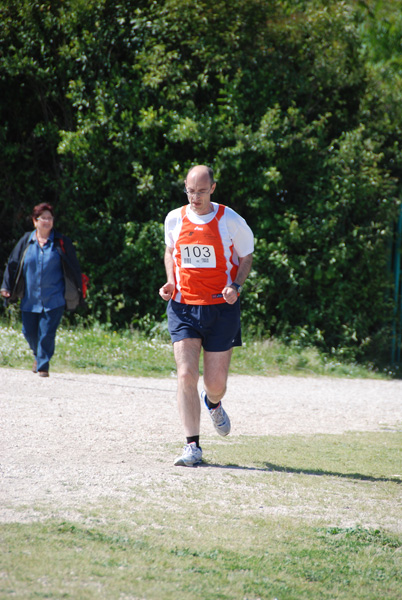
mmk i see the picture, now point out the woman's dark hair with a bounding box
[32,203,54,220]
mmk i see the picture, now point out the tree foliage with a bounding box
[1,0,401,365]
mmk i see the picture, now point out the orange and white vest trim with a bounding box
[172,204,238,305]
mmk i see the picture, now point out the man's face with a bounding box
[185,169,216,215]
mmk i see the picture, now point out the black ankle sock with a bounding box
[186,436,200,448]
[205,394,220,410]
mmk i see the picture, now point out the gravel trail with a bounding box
[1,367,401,525]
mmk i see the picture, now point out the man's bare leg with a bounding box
[202,348,233,405]
[173,338,202,437]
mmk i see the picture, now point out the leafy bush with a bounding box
[1,0,401,364]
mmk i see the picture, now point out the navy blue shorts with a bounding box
[167,299,242,352]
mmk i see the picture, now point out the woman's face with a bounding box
[34,210,54,234]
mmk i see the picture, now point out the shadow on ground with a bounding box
[199,461,402,484]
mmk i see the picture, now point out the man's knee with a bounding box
[177,365,199,389]
[204,380,227,402]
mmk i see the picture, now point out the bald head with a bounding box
[184,165,216,215]
[186,165,215,185]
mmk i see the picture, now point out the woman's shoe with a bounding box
[38,371,49,377]
[32,360,37,373]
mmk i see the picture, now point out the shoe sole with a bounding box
[214,424,230,436]
[210,412,231,436]
[174,457,202,467]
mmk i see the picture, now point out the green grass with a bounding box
[0,319,389,379]
[203,430,402,478]
[1,432,401,599]
[1,521,401,599]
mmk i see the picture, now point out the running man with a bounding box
[159,165,254,466]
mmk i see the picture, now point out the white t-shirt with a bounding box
[164,203,254,257]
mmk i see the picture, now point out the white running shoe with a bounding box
[201,389,231,436]
[174,442,203,467]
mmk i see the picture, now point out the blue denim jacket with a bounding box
[1,229,84,311]
[20,230,66,312]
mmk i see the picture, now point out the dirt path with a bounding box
[1,367,401,524]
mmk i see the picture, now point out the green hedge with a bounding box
[1,0,401,366]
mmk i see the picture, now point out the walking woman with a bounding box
[1,203,84,377]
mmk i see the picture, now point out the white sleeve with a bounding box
[164,208,182,248]
[225,207,254,257]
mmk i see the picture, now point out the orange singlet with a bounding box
[172,205,238,305]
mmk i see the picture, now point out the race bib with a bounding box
[180,244,216,268]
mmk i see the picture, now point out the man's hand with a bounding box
[159,282,175,301]
[0,290,10,298]
[222,285,239,305]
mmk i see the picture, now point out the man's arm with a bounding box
[222,252,253,305]
[159,246,175,301]
[233,253,253,286]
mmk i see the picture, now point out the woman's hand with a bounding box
[0,290,11,298]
